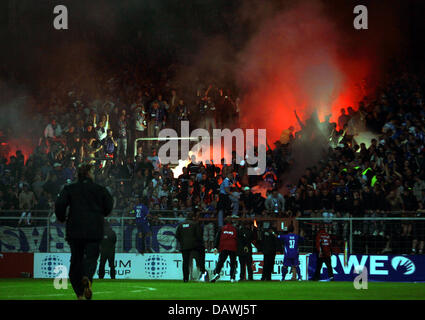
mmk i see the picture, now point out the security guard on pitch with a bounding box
[55,163,113,300]
[237,221,256,281]
[175,211,208,282]
[259,224,280,281]
[98,220,117,279]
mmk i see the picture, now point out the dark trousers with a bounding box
[182,248,206,282]
[262,253,276,280]
[215,250,237,280]
[238,254,253,280]
[68,239,100,297]
[313,255,334,280]
[217,194,231,214]
[137,231,151,252]
[98,250,116,279]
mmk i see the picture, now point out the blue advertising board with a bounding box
[308,253,425,282]
[0,223,180,253]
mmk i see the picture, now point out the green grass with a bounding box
[0,279,424,300]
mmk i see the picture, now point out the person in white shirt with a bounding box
[43,119,63,147]
[134,108,147,139]
[147,149,160,172]
[94,113,109,142]
[44,119,57,139]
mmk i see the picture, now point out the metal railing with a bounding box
[296,215,425,255]
[1,210,424,254]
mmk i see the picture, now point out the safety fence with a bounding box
[0,210,424,255]
[0,209,294,253]
[297,215,425,255]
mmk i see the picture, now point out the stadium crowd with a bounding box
[0,59,424,255]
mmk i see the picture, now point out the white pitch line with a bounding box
[1,285,158,299]
[3,292,71,298]
[3,291,115,298]
[129,287,157,292]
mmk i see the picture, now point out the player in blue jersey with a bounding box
[278,225,304,281]
[133,197,152,253]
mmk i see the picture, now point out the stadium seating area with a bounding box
[0,53,424,255]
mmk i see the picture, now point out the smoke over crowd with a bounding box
[0,0,413,177]
[164,0,405,187]
[187,0,404,142]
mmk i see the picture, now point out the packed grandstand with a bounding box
[0,56,424,257]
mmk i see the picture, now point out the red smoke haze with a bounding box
[237,1,373,143]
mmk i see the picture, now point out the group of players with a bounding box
[175,213,335,282]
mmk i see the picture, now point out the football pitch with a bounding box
[0,279,424,300]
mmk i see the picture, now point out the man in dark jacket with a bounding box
[237,221,255,281]
[259,225,280,281]
[98,220,117,279]
[55,163,113,300]
[175,212,207,282]
[210,216,238,283]
[313,225,334,281]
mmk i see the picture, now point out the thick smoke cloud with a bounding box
[172,0,403,141]
[232,0,401,188]
[0,82,41,162]
[0,0,406,172]
[170,0,403,187]
[237,0,379,142]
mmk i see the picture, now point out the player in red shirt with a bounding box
[210,216,238,283]
[312,225,334,281]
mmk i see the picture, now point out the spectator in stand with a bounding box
[94,114,109,142]
[102,129,118,168]
[148,100,166,146]
[62,160,77,182]
[199,96,216,135]
[229,186,241,217]
[176,99,190,134]
[338,108,350,131]
[83,123,97,143]
[18,184,36,226]
[44,118,62,141]
[265,188,285,215]
[217,171,233,227]
[240,186,255,218]
[134,107,148,149]
[116,114,129,163]
[147,148,160,172]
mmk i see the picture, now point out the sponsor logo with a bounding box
[391,256,415,275]
[318,255,419,279]
[145,255,168,279]
[252,261,263,273]
[41,255,65,278]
